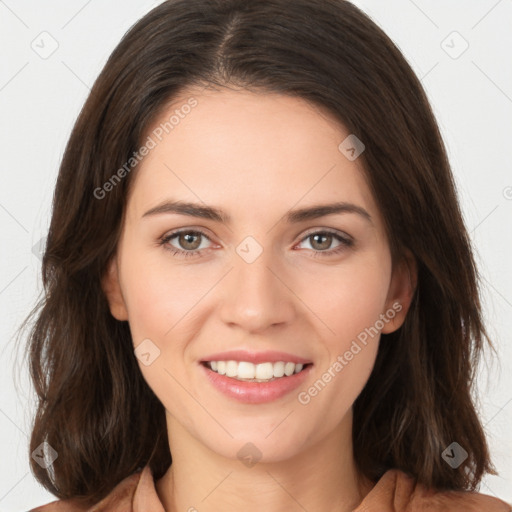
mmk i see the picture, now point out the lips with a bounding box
[200,349,312,365]
[199,349,313,403]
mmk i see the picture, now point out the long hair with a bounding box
[21,0,496,506]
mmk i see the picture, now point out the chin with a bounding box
[200,424,313,465]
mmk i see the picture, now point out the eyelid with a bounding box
[297,226,353,243]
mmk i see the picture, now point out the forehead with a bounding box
[127,87,379,226]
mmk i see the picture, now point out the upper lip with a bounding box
[201,350,312,365]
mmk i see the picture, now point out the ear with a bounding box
[101,256,129,321]
[381,249,417,334]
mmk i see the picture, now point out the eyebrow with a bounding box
[142,200,373,225]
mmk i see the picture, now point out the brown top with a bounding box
[29,466,511,512]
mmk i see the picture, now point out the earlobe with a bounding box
[381,250,417,334]
[101,257,129,321]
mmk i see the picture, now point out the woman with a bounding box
[25,0,511,510]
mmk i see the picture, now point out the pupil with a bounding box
[182,233,200,249]
[313,234,331,250]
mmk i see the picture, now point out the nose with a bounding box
[218,244,296,334]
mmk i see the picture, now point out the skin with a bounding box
[102,86,417,512]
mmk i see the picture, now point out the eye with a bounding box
[160,229,213,258]
[159,228,354,259]
[296,230,354,257]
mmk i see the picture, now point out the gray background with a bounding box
[0,0,511,509]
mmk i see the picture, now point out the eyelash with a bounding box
[159,229,354,259]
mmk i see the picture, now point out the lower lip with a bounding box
[200,363,313,404]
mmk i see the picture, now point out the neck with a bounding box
[155,410,373,512]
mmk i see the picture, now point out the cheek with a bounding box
[119,250,200,344]
[299,340,379,434]
[120,255,197,416]
[298,253,391,348]
[293,252,389,409]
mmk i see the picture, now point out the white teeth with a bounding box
[206,360,307,381]
[226,360,238,377]
[273,361,285,377]
[284,362,296,376]
[217,361,226,375]
[255,362,273,380]
[238,361,255,379]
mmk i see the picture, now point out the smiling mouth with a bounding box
[201,360,313,382]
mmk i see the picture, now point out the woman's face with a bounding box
[103,87,414,463]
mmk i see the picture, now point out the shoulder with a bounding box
[357,469,512,512]
[28,468,144,512]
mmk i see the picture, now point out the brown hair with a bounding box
[21,0,497,506]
